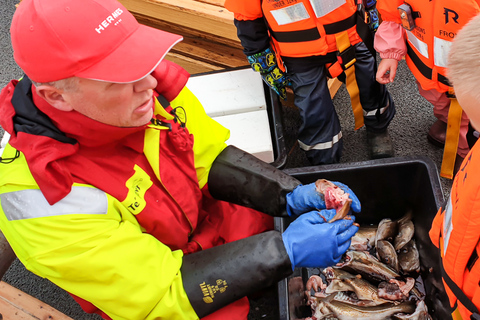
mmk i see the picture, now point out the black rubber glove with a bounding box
[208,146,301,217]
[181,231,292,318]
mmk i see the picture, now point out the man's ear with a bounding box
[35,85,74,112]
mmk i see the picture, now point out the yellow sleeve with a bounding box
[170,86,230,188]
[0,146,198,320]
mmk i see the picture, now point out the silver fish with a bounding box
[394,219,415,251]
[349,226,377,251]
[324,267,358,280]
[338,251,400,283]
[375,218,398,247]
[392,300,432,320]
[324,267,390,306]
[376,239,400,272]
[398,239,420,274]
[312,296,416,320]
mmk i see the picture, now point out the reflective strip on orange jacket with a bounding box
[429,141,480,320]
[224,0,363,57]
[377,0,480,92]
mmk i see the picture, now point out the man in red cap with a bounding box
[0,0,361,319]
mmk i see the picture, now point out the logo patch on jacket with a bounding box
[122,165,153,214]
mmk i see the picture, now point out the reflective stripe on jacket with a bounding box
[377,0,480,92]
[225,0,363,57]
[429,141,480,320]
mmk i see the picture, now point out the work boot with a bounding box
[366,129,394,159]
[427,120,447,148]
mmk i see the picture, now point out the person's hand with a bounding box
[282,210,359,269]
[247,48,290,100]
[376,58,399,84]
[285,182,361,217]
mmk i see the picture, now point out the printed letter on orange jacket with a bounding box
[429,141,480,320]
[225,0,362,57]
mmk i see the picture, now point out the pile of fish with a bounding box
[303,213,432,320]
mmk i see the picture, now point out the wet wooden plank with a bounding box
[0,282,74,320]
[119,0,343,92]
[119,0,237,41]
[196,0,225,6]
[166,52,224,74]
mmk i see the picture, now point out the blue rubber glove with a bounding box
[247,48,289,100]
[286,182,361,217]
[282,210,359,270]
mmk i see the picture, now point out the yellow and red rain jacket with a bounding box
[224,0,363,58]
[0,60,272,320]
[377,0,480,92]
[430,140,480,320]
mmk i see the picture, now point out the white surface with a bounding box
[187,69,275,163]
[187,68,266,116]
[213,110,274,163]
[0,132,10,156]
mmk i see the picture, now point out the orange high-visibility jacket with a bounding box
[224,0,363,57]
[377,0,480,92]
[430,141,480,319]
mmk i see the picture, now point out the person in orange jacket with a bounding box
[224,0,396,165]
[429,13,480,320]
[375,0,480,178]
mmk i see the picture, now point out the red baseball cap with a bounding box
[10,0,183,83]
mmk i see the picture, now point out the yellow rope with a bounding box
[440,98,463,179]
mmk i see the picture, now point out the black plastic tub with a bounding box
[263,81,287,169]
[275,156,449,320]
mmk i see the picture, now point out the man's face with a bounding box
[61,75,158,127]
[455,87,480,131]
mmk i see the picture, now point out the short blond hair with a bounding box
[448,14,480,100]
[30,77,79,92]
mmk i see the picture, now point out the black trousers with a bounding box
[285,42,396,165]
